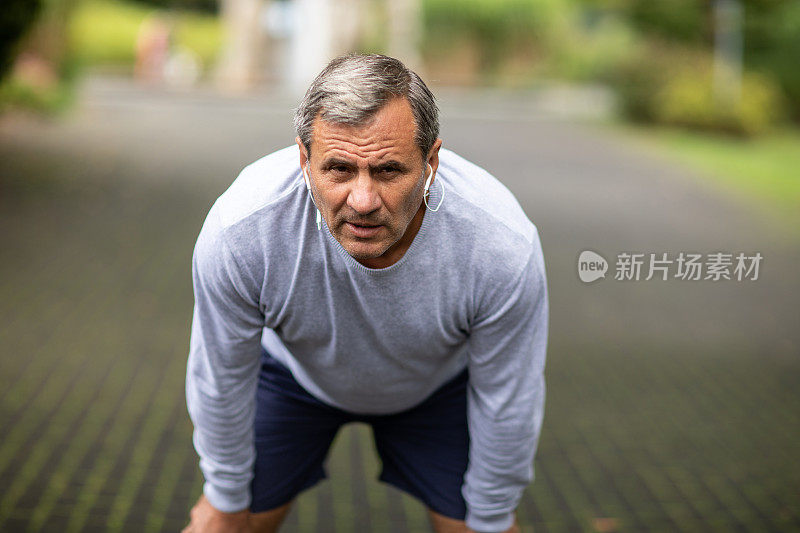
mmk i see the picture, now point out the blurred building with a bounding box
[214,0,421,94]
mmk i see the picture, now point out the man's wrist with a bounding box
[203,481,251,514]
[465,509,516,533]
[184,494,250,533]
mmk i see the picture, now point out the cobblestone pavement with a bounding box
[0,76,798,532]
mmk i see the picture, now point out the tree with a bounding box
[0,0,42,82]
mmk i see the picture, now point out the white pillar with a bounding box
[216,0,268,92]
[289,0,335,95]
[386,0,422,72]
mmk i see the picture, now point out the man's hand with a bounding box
[430,509,522,533]
[182,494,251,533]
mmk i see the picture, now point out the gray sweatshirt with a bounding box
[186,145,549,532]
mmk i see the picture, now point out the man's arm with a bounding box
[462,230,549,533]
[186,206,264,516]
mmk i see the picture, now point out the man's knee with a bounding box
[250,501,293,533]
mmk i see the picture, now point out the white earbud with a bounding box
[424,163,433,195]
[303,163,322,230]
[423,163,444,212]
[303,163,312,191]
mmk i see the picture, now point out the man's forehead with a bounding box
[309,98,419,161]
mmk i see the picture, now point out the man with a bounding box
[184,54,548,533]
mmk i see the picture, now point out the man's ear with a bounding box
[426,138,443,184]
[296,136,309,169]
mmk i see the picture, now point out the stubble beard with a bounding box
[336,222,397,261]
[323,180,427,264]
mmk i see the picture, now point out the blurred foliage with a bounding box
[172,11,224,69]
[544,9,638,82]
[610,42,783,137]
[422,0,798,131]
[422,0,640,85]
[744,1,800,120]
[579,0,800,120]
[0,0,42,82]
[69,0,222,72]
[655,70,782,137]
[605,0,710,45]
[2,0,220,114]
[70,0,150,66]
[0,0,81,115]
[0,70,77,114]
[132,0,218,14]
[422,0,568,80]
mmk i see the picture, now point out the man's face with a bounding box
[298,97,441,269]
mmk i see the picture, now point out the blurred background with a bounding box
[0,0,798,531]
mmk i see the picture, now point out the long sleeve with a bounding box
[462,232,549,532]
[186,207,264,512]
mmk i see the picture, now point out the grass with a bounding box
[0,76,77,115]
[606,122,800,231]
[69,0,223,72]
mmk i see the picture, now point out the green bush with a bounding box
[0,0,82,115]
[70,0,146,66]
[0,0,42,82]
[173,9,223,67]
[421,0,642,84]
[134,0,218,14]
[545,10,639,82]
[609,42,675,122]
[69,0,222,71]
[745,0,800,120]
[612,43,783,137]
[422,0,570,76]
[625,0,707,45]
[655,70,782,137]
[608,0,800,122]
[0,74,76,114]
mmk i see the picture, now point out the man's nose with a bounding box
[347,171,381,214]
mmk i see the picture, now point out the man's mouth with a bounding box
[345,221,383,238]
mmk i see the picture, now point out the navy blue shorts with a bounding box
[250,347,470,520]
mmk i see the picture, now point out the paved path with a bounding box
[0,75,797,532]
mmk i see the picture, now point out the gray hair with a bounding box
[294,54,439,160]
